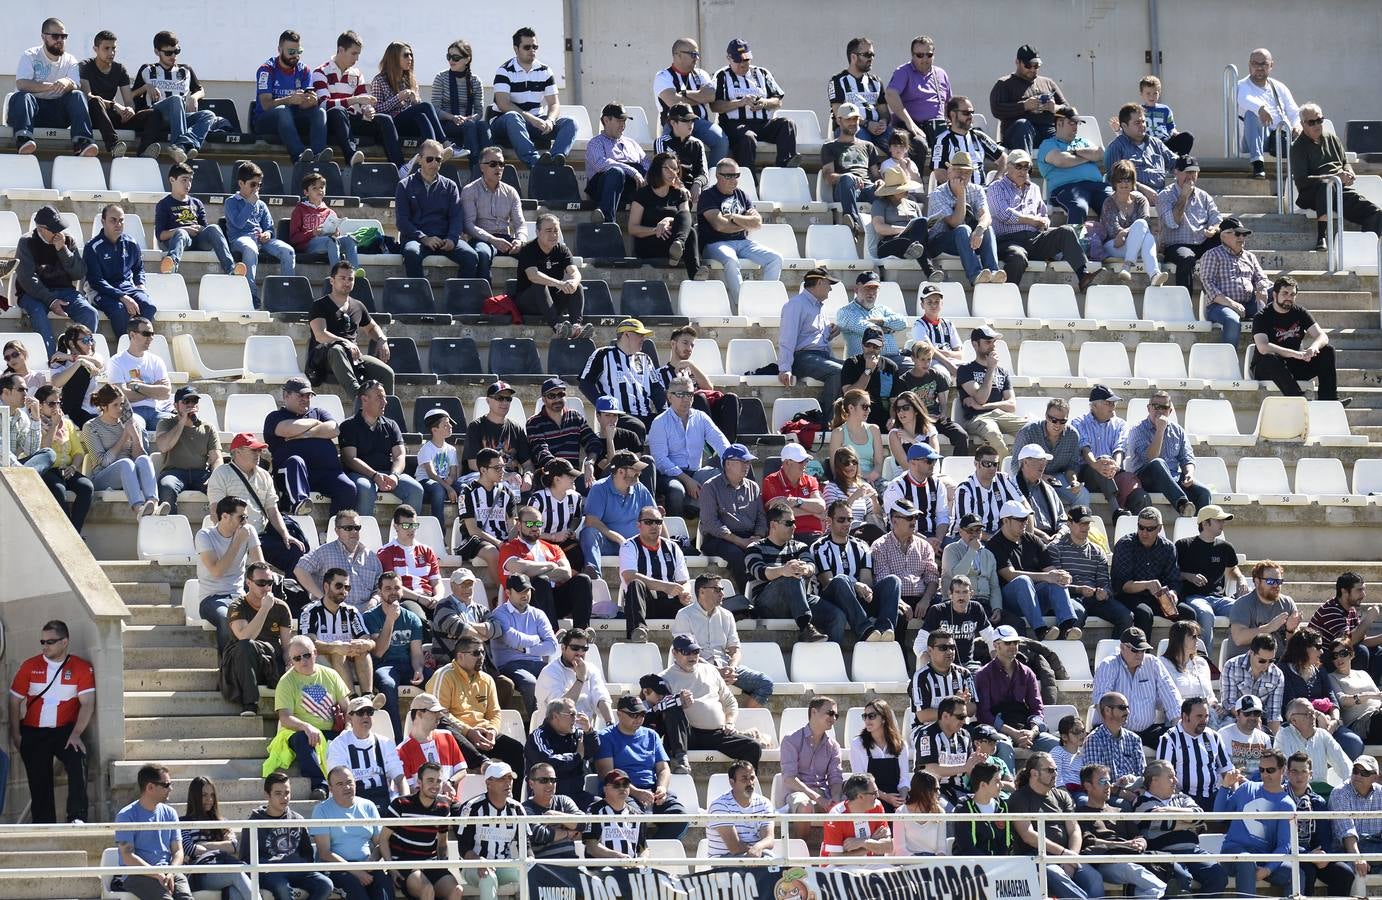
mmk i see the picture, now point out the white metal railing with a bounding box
[1223,64,1241,158]
[1376,225,1381,329]
[0,807,1378,900]
[1323,174,1346,273]
[1274,125,1292,215]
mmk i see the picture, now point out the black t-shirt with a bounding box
[308,295,373,355]
[821,138,883,179]
[697,186,751,246]
[1252,303,1316,353]
[1007,786,1075,853]
[1174,535,1239,597]
[591,424,643,479]
[954,362,1012,422]
[897,368,952,419]
[79,59,130,102]
[338,412,403,472]
[514,240,574,295]
[839,354,898,428]
[462,416,531,469]
[985,530,1053,584]
[630,184,690,230]
[920,601,991,663]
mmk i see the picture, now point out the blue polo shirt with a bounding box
[585,476,654,541]
[1036,135,1103,192]
[595,725,668,789]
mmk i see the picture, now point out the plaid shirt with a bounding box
[927,181,990,240]
[1196,244,1269,305]
[869,531,939,600]
[297,540,384,611]
[1218,653,1285,724]
[1329,781,1382,843]
[1012,420,1083,478]
[985,174,1047,237]
[1155,184,1221,247]
[1082,724,1145,780]
[1126,418,1194,479]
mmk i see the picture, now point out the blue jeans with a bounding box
[1049,471,1092,509]
[813,575,901,643]
[199,592,236,656]
[1223,841,1293,897]
[153,95,216,150]
[730,666,774,705]
[1183,594,1236,650]
[417,475,458,522]
[501,657,545,714]
[287,727,338,793]
[1205,297,1262,346]
[587,167,641,222]
[662,119,730,170]
[158,467,210,514]
[1334,723,1366,759]
[1044,863,1103,900]
[1241,117,1290,162]
[702,238,783,300]
[19,288,97,357]
[833,173,877,225]
[231,237,296,302]
[192,869,254,900]
[253,105,327,159]
[374,662,420,742]
[93,288,157,339]
[91,455,158,507]
[1001,575,1084,632]
[931,223,1000,282]
[161,225,237,274]
[1134,459,1212,511]
[1165,846,1229,894]
[278,456,358,514]
[305,234,360,267]
[7,91,93,144]
[392,102,447,143]
[352,472,424,516]
[791,349,845,417]
[442,117,491,161]
[1050,181,1113,227]
[19,448,55,474]
[490,110,578,165]
[326,869,391,900]
[580,529,624,575]
[1001,118,1055,152]
[1093,861,1166,898]
[401,239,479,278]
[128,405,162,432]
[259,870,333,900]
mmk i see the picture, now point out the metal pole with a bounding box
[1274,127,1288,215]
[1324,175,1343,273]
[517,810,530,900]
[1223,65,1240,158]
[248,820,260,898]
[1376,227,1381,330]
[1036,819,1049,898]
[1147,0,1162,77]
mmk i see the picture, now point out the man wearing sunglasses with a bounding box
[988,148,1100,290]
[462,146,527,283]
[989,44,1065,152]
[427,637,528,777]
[9,17,97,157]
[489,26,577,168]
[498,504,593,630]
[1156,157,1223,291]
[299,568,376,697]
[1215,748,1295,895]
[1125,391,1211,519]
[1110,507,1197,637]
[326,695,405,808]
[1285,753,1360,896]
[1229,560,1301,652]
[656,38,730,164]
[885,35,951,168]
[711,38,798,172]
[649,373,729,521]
[9,620,95,824]
[252,28,328,164]
[522,761,585,858]
[619,506,694,643]
[697,160,783,302]
[196,496,266,655]
[1292,101,1382,249]
[362,571,428,738]
[275,635,351,800]
[223,562,293,716]
[114,764,195,900]
[130,30,217,162]
[1197,215,1268,346]
[0,373,51,471]
[105,317,172,432]
[1072,763,1167,897]
[153,386,218,515]
[1092,626,1184,747]
[828,38,889,150]
[1235,48,1300,180]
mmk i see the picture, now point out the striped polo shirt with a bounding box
[490,56,556,116]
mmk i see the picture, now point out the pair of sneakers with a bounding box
[554,320,594,340]
[17,136,99,157]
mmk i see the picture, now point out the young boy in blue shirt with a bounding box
[224,161,296,305]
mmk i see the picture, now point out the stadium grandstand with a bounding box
[3,2,1382,898]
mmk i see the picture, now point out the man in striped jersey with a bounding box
[488,27,576,168]
[745,503,830,644]
[312,31,386,169]
[911,631,977,721]
[578,319,665,429]
[912,694,984,804]
[619,506,693,642]
[458,762,527,899]
[827,38,890,150]
[584,768,651,859]
[711,39,799,171]
[653,38,730,166]
[882,443,948,547]
[811,499,902,644]
[381,762,461,899]
[528,376,602,479]
[298,567,375,695]
[1155,696,1235,811]
[950,443,1021,538]
[932,96,1007,184]
[456,448,519,593]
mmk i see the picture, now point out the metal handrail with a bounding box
[0,405,10,467]
[1274,125,1292,215]
[1323,174,1345,273]
[1376,225,1381,329]
[1223,64,1240,158]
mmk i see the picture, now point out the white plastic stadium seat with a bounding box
[624,105,654,145]
[221,394,278,437]
[970,283,1029,327]
[1182,399,1254,446]
[89,212,150,250]
[1294,458,1359,505]
[1013,396,1053,423]
[1133,343,1202,390]
[606,642,664,686]
[0,154,59,200]
[758,167,828,213]
[849,642,908,686]
[108,157,166,201]
[773,109,826,149]
[0,210,20,250]
[724,338,781,388]
[1192,455,1246,504]
[751,223,812,268]
[171,334,243,380]
[310,393,346,422]
[804,224,865,266]
[667,773,701,813]
[197,274,259,318]
[326,514,383,550]
[1187,343,1253,390]
[789,642,849,685]
[1235,457,1308,504]
[1142,285,1209,332]
[739,643,790,684]
[51,156,115,201]
[143,272,196,317]
[1306,400,1366,446]
[686,337,740,388]
[470,393,526,426]
[1351,460,1382,499]
[675,280,738,322]
[290,516,320,551]
[771,398,821,433]
[734,707,778,746]
[1340,232,1379,274]
[137,515,196,563]
[1047,641,1093,691]
[1026,283,1094,328]
[1083,285,1150,329]
[564,105,594,142]
[1076,116,1104,147]
[1077,342,1145,389]
[1253,396,1309,442]
[734,281,791,327]
[1018,340,1086,388]
[242,335,304,382]
[116,333,187,382]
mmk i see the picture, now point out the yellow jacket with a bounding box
[426,663,501,731]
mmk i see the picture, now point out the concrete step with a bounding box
[111,758,270,786]
[99,561,196,585]
[124,645,219,669]
[112,581,170,604]
[1337,368,1382,388]
[1199,175,1279,195]
[162,774,309,803]
[122,623,213,648]
[1216,194,1285,214]
[1305,309,1382,330]
[1299,290,1377,310]
[124,735,268,760]
[122,603,187,627]
[123,690,241,717]
[124,715,266,740]
[124,667,219,691]
[217,798,317,819]
[0,850,99,900]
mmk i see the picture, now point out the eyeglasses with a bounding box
[1023,61,1042,69]
[1097,777,1111,785]
[1137,525,1160,533]
[978,459,998,469]
[421,156,443,163]
[531,776,558,784]
[77,336,94,345]
[493,396,514,404]
[640,518,664,525]
[1303,118,1324,126]
[1037,767,1058,775]
[44,32,69,39]
[337,524,362,532]
[1258,765,1280,774]
[39,637,65,646]
[160,47,181,56]
[670,390,695,398]
[934,644,957,652]
[402,52,414,59]
[1107,704,1130,711]
[521,44,540,51]
[447,54,468,62]
[544,391,567,400]
[1337,649,1355,657]
[251,579,275,587]
[291,652,314,662]
[330,583,352,592]
[914,52,935,58]
[567,645,589,653]
[822,710,839,718]
[1046,416,1067,425]
[894,405,914,413]
[246,180,263,188]
[481,160,505,168]
[353,709,375,717]
[152,781,172,789]
[1149,403,1171,411]
[284,48,303,57]
[394,522,419,532]
[716,171,741,179]
[678,49,700,58]
[1011,162,1032,170]
[1253,655,1276,664]
[1261,577,1284,586]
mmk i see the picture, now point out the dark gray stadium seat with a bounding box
[319,276,377,313]
[619,280,675,319]
[277,219,328,264]
[443,278,493,316]
[261,276,314,316]
[547,338,597,377]
[350,163,400,202]
[488,337,544,381]
[412,396,467,433]
[576,223,637,264]
[429,338,486,381]
[738,398,769,435]
[385,337,439,385]
[189,159,225,195]
[289,160,347,198]
[528,164,582,208]
[200,98,243,141]
[384,395,411,434]
[581,280,617,318]
[381,278,447,321]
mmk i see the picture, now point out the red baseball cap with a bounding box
[230,433,267,451]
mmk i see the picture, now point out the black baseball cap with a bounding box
[174,386,201,404]
[616,695,650,714]
[855,271,881,285]
[601,102,630,120]
[1089,384,1121,402]
[1173,156,1201,172]
[1219,216,1252,236]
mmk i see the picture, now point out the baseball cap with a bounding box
[1236,694,1264,714]
[616,317,653,336]
[993,624,1022,643]
[348,694,385,713]
[855,271,881,285]
[505,573,533,593]
[907,443,940,462]
[726,39,752,62]
[283,376,315,395]
[780,443,810,463]
[487,380,515,397]
[33,205,66,233]
[1197,505,1234,524]
[803,266,840,285]
[919,282,945,300]
[891,499,922,519]
[666,103,699,122]
[671,633,701,655]
[603,768,633,785]
[1067,505,1095,523]
[835,102,863,120]
[1007,148,1032,166]
[230,433,267,451]
[973,724,1001,743]
[450,567,476,584]
[970,325,1002,341]
[1088,384,1122,403]
[1016,45,1041,65]
[639,673,671,695]
[999,499,1031,520]
[1017,445,1053,462]
[722,443,757,463]
[1354,755,1379,774]
[862,326,885,347]
[957,513,984,530]
[601,102,630,120]
[423,408,453,427]
[484,761,515,780]
[541,376,567,395]
[1173,156,1201,172]
[595,395,622,415]
[174,386,201,404]
[616,695,650,715]
[1219,216,1252,236]
[609,450,648,470]
[1119,626,1154,652]
[408,692,446,713]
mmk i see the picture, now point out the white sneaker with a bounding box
[17,138,37,154]
[111,141,128,158]
[349,150,366,169]
[974,269,992,285]
[167,145,187,165]
[1149,271,1169,287]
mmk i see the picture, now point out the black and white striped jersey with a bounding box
[713,66,784,125]
[298,600,367,644]
[951,473,1021,535]
[581,346,661,419]
[1155,724,1233,801]
[910,664,977,714]
[653,65,713,124]
[826,69,885,123]
[809,535,872,581]
[530,487,584,535]
[490,57,556,116]
[460,481,519,540]
[618,537,689,583]
[585,798,648,856]
[456,795,529,860]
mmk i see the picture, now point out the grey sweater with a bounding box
[15,232,85,303]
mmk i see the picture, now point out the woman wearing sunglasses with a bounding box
[47,324,106,427]
[848,699,910,811]
[431,39,490,162]
[81,382,164,518]
[34,383,93,532]
[2,339,50,391]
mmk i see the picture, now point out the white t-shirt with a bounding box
[325,730,404,797]
[416,440,459,483]
[108,350,173,413]
[1217,722,1272,776]
[17,47,80,100]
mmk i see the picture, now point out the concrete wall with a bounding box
[0,468,128,823]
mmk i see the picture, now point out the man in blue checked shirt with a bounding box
[1124,390,1211,518]
[1071,385,1149,524]
[836,271,908,365]
[648,373,729,520]
[489,573,558,716]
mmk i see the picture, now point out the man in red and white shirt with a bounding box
[396,692,471,796]
[7,619,96,823]
[376,504,440,618]
[820,773,891,858]
[311,29,400,167]
[497,504,593,630]
[760,442,827,539]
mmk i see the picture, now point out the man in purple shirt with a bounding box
[778,696,844,840]
[884,35,952,171]
[975,625,1058,756]
[585,102,649,224]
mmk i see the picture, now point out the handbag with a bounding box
[229,463,309,549]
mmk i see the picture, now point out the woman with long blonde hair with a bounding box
[371,42,449,145]
[827,388,884,485]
